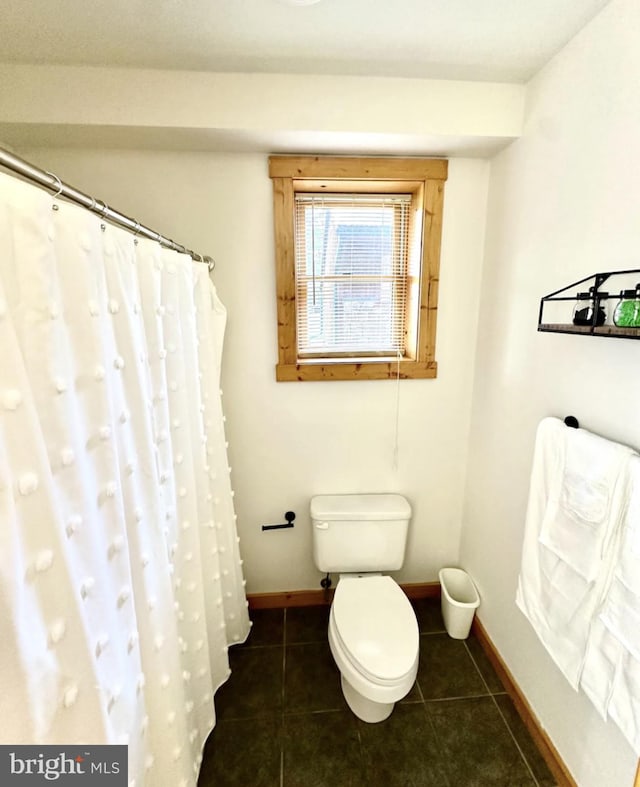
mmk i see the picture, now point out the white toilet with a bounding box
[310,493,419,723]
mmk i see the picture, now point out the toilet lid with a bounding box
[332,576,419,684]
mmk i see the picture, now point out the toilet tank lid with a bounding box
[310,494,411,521]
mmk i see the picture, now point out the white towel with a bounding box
[580,618,622,720]
[583,455,640,753]
[609,650,640,755]
[516,417,633,688]
[538,426,631,582]
[599,456,640,659]
[521,422,640,751]
[606,454,640,596]
[600,577,640,663]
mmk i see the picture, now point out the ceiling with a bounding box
[2,0,610,83]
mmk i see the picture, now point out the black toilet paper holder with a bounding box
[262,511,296,531]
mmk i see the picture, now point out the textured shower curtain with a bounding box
[0,170,250,786]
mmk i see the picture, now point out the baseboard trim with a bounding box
[247,589,333,609]
[472,616,577,787]
[247,581,440,609]
[400,581,441,599]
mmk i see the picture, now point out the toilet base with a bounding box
[341,675,394,723]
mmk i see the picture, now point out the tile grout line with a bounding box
[463,638,495,695]
[464,640,540,787]
[281,608,286,787]
[416,617,465,787]
[489,693,541,787]
[424,691,499,703]
[418,683,455,787]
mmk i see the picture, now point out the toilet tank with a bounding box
[311,494,412,573]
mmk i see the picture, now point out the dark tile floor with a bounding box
[198,599,557,787]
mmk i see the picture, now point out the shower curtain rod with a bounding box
[0,146,215,270]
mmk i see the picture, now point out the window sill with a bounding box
[275,360,437,382]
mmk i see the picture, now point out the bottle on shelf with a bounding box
[572,286,608,326]
[613,288,637,327]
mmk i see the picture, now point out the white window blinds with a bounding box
[294,193,411,358]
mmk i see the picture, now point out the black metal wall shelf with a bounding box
[538,323,640,338]
[538,269,640,340]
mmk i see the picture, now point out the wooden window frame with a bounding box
[269,156,448,382]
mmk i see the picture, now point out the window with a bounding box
[269,156,448,381]
[295,193,411,358]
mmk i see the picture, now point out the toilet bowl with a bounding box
[310,493,418,722]
[328,574,419,722]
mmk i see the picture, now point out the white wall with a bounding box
[461,0,640,784]
[20,147,489,594]
[0,65,524,157]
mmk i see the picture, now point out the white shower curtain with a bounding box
[0,170,250,786]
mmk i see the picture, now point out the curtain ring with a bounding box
[206,256,216,272]
[88,196,97,211]
[45,171,64,199]
[45,171,63,210]
[133,220,142,237]
[101,203,110,218]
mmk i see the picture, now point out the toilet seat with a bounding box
[331,575,419,686]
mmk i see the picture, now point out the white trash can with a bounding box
[439,567,480,640]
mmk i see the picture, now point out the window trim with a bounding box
[269,156,448,382]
